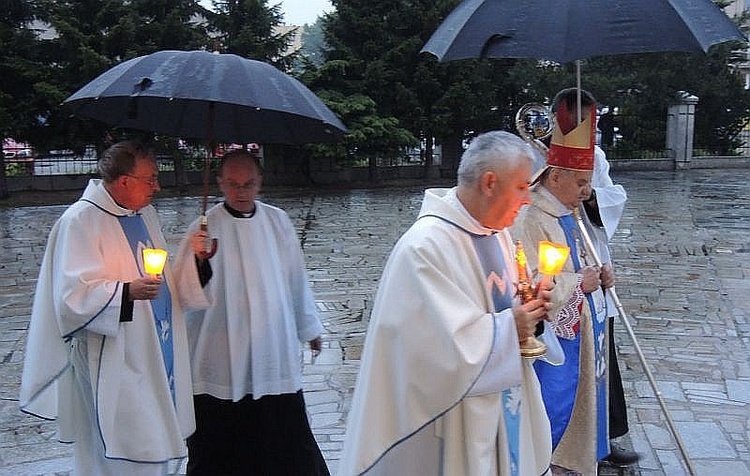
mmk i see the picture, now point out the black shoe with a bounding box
[602,442,641,467]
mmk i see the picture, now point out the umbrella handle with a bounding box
[197,214,218,260]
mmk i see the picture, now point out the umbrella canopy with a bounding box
[64,50,347,145]
[421,0,746,64]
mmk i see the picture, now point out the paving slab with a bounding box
[1,169,749,475]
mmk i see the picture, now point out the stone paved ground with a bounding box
[0,169,748,475]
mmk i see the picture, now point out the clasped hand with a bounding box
[579,264,615,293]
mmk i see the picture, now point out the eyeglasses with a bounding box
[127,174,160,187]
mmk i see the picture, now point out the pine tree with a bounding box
[209,0,296,71]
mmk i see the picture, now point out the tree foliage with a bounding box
[312,0,544,173]
[1,0,749,191]
[209,0,296,70]
[1,1,297,153]
[18,0,212,154]
[295,18,326,70]
[510,38,750,157]
[0,0,49,197]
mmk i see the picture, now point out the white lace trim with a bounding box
[552,274,584,340]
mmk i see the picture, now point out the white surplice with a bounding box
[20,179,195,475]
[585,147,628,319]
[339,188,552,476]
[174,201,324,401]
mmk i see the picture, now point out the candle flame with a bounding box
[143,248,168,276]
[538,241,569,276]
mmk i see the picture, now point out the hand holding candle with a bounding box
[515,240,570,358]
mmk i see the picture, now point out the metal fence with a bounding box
[735,129,750,156]
[5,129,750,178]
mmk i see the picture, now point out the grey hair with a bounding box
[457,131,533,186]
[98,141,155,183]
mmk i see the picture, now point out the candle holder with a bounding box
[515,241,547,358]
[515,240,570,358]
[143,247,168,279]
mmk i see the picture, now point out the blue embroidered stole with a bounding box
[118,215,175,403]
[472,233,521,476]
[535,213,608,458]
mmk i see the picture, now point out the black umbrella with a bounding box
[421,0,746,64]
[421,0,746,124]
[65,49,347,258]
[64,49,347,144]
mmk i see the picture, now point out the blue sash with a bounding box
[471,234,521,476]
[118,215,175,403]
[534,214,608,459]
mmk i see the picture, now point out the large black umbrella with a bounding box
[64,49,347,144]
[421,0,746,124]
[64,49,347,258]
[421,0,746,64]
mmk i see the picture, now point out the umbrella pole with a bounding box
[197,148,218,260]
[576,60,582,125]
[198,103,218,259]
[573,209,697,476]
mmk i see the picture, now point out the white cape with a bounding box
[339,188,552,476]
[20,179,194,463]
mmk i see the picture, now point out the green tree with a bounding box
[299,59,418,178]
[209,0,296,70]
[0,0,58,198]
[22,0,212,188]
[18,0,211,153]
[296,18,326,69]
[316,0,530,177]
[590,44,750,157]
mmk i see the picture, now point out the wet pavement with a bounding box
[0,168,749,475]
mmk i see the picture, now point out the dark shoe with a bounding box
[602,441,641,467]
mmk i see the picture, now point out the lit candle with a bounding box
[516,240,547,358]
[143,248,168,278]
[537,241,570,287]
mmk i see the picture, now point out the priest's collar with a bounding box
[223,202,256,218]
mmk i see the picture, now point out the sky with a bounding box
[199,1,333,26]
[279,0,332,26]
